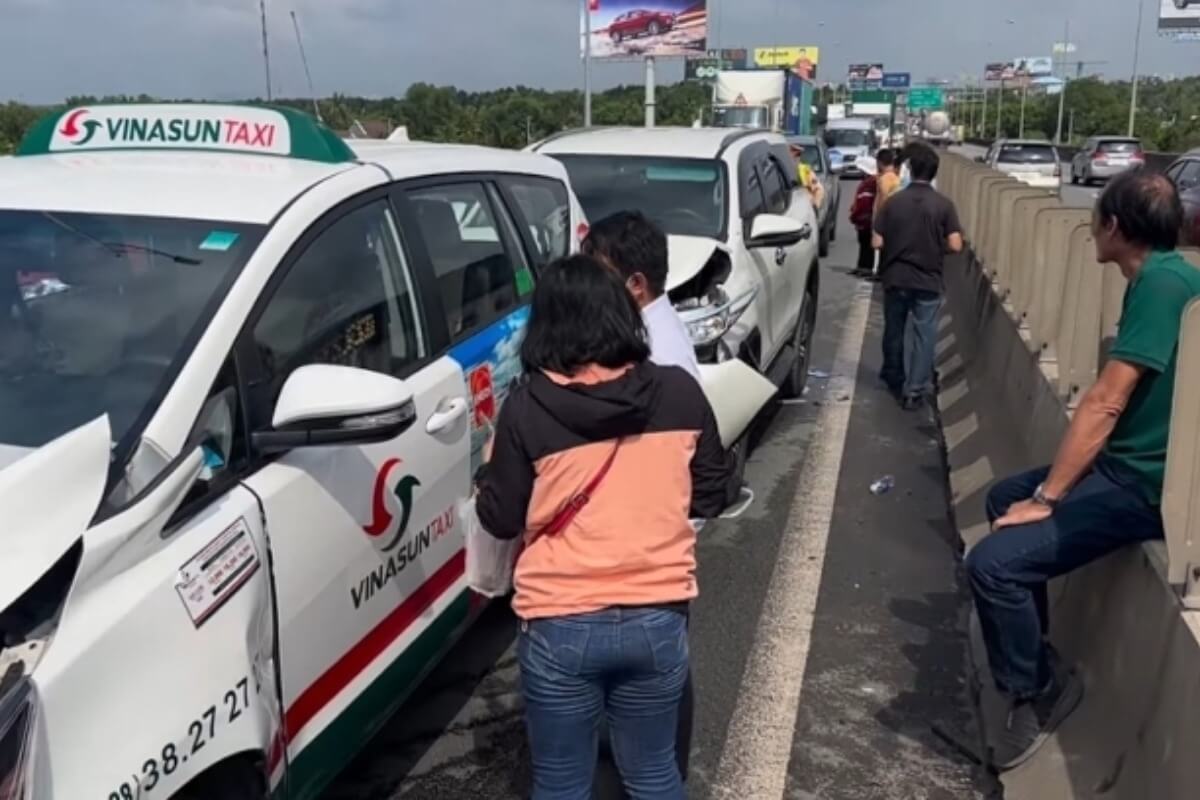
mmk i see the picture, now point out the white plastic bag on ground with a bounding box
[462,496,521,598]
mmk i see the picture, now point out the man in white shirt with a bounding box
[582,211,702,383]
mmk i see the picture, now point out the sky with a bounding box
[0,0,1196,103]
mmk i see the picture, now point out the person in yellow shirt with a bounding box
[874,148,901,217]
[790,144,825,214]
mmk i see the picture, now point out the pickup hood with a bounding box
[0,417,110,612]
[667,235,730,293]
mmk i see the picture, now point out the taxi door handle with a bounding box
[426,397,469,435]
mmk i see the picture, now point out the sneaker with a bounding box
[992,670,1084,771]
[901,394,924,411]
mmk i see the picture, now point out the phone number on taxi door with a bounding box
[106,676,257,799]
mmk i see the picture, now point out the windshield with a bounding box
[713,106,770,129]
[829,129,872,148]
[0,211,263,456]
[554,156,727,239]
[998,144,1058,164]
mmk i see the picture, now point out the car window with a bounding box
[761,158,790,215]
[743,167,767,220]
[253,199,424,404]
[501,176,571,271]
[1098,140,1140,154]
[1177,161,1200,192]
[409,182,525,338]
[997,144,1058,164]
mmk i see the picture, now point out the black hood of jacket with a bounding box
[527,362,661,442]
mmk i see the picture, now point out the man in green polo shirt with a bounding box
[965,169,1200,770]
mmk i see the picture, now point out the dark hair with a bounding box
[520,254,650,375]
[877,148,896,168]
[905,143,939,182]
[1096,168,1182,251]
[581,211,669,297]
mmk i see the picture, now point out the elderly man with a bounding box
[966,170,1200,769]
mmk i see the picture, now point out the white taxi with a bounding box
[0,105,770,800]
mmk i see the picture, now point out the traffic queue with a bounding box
[0,104,822,799]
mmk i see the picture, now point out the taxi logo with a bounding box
[469,365,496,429]
[59,109,101,146]
[363,458,422,552]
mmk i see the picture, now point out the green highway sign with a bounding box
[907,87,944,110]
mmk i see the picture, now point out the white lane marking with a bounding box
[710,284,873,800]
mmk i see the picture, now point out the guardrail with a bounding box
[938,151,1200,798]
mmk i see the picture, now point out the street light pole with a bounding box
[1129,0,1146,137]
[1055,19,1069,145]
[583,0,593,127]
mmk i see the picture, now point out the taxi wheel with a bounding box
[173,756,265,800]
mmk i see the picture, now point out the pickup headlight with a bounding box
[0,678,35,800]
[675,286,758,347]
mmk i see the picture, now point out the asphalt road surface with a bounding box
[322,186,999,800]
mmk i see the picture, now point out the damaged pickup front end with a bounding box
[666,235,777,451]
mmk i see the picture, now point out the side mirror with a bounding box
[748,214,810,248]
[823,131,835,147]
[975,155,986,163]
[252,365,417,454]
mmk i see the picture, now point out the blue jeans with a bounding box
[965,460,1163,699]
[881,287,942,398]
[519,607,689,800]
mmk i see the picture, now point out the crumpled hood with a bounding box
[0,416,110,612]
[529,364,661,442]
[667,235,729,294]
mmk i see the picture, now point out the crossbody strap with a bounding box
[536,440,622,538]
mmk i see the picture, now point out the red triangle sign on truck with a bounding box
[734,93,748,107]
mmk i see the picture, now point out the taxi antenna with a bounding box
[259,0,273,101]
[291,10,323,123]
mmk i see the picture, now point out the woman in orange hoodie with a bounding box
[476,254,729,799]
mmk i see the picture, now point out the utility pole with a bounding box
[981,86,988,138]
[1055,20,1069,145]
[583,0,594,127]
[996,80,1004,139]
[259,0,272,101]
[290,11,321,122]
[1019,83,1028,138]
[645,56,656,127]
[1129,0,1146,137]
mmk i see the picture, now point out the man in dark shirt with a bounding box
[872,143,964,409]
[966,170,1200,769]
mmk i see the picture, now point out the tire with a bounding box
[648,20,661,36]
[1070,166,1079,185]
[611,30,622,43]
[173,757,265,800]
[781,282,818,399]
[818,221,830,258]
[830,212,838,243]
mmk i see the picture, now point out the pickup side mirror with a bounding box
[252,365,417,453]
[747,214,810,249]
[823,131,836,147]
[975,155,987,163]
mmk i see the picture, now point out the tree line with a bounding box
[2,75,1198,155]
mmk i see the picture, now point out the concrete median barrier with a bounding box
[939,149,1200,799]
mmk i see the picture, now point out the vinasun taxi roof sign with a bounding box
[17,103,357,164]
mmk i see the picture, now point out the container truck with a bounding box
[712,69,813,135]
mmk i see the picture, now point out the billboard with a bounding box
[1013,56,1053,77]
[583,0,707,60]
[984,61,1019,82]
[753,46,819,79]
[848,63,885,87]
[697,47,748,68]
[882,72,911,89]
[1159,0,1200,31]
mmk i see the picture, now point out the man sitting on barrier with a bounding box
[966,169,1200,769]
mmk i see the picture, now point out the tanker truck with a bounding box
[919,110,955,147]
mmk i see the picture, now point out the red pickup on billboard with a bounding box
[584,1,707,59]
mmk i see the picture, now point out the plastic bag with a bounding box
[462,496,521,598]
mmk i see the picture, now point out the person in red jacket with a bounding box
[850,156,879,278]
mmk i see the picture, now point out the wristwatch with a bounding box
[1032,483,1060,509]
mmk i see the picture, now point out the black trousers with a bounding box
[856,227,875,272]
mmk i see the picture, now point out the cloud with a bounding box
[0,0,1193,103]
